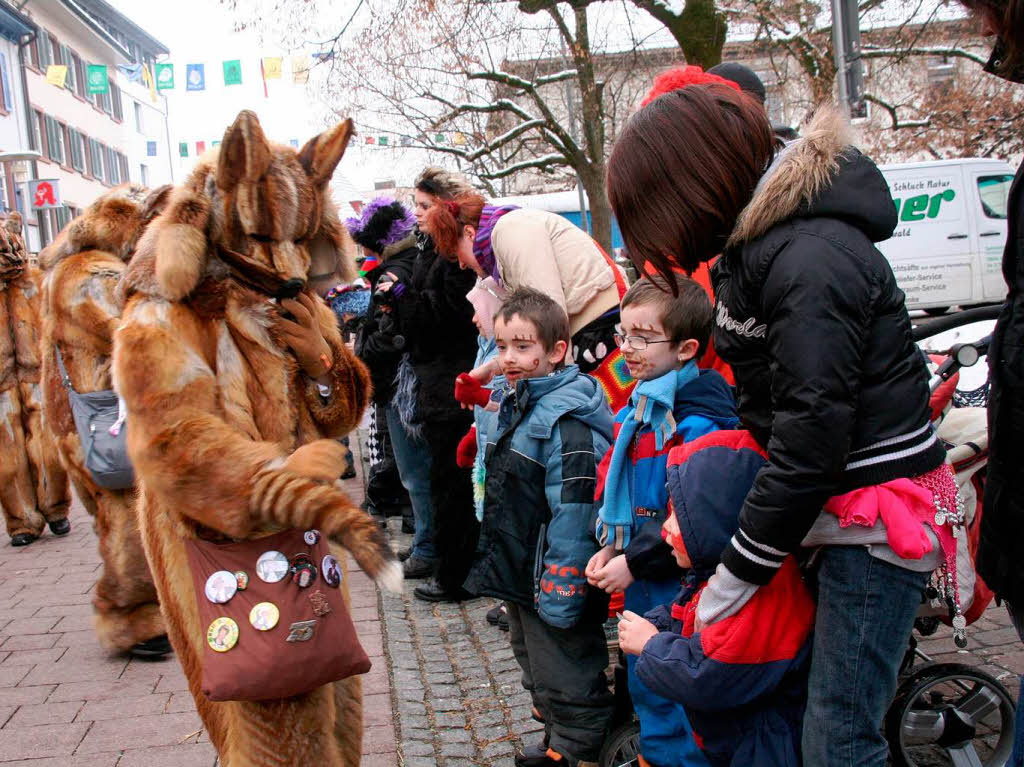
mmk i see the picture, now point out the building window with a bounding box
[92,86,111,115]
[117,152,129,182]
[89,139,105,182]
[0,52,10,112]
[928,56,956,90]
[27,36,38,69]
[67,128,85,173]
[44,116,65,165]
[134,101,143,133]
[105,146,120,184]
[30,109,43,153]
[49,205,72,235]
[111,87,123,122]
[140,163,149,186]
[38,33,54,69]
[71,53,86,98]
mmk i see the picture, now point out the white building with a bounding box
[17,0,172,250]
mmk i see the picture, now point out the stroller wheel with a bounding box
[599,721,642,767]
[886,662,1015,767]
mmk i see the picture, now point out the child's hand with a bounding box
[618,610,659,656]
[592,553,634,593]
[585,546,616,583]
[469,359,497,386]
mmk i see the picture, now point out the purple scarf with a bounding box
[473,205,519,283]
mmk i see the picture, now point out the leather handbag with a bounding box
[54,346,134,490]
[185,527,370,702]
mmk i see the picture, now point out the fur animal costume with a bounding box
[0,213,70,543]
[112,111,399,766]
[40,185,171,652]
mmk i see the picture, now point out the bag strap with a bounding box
[593,241,627,300]
[54,346,76,393]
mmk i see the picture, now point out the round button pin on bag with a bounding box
[207,617,239,652]
[249,602,280,631]
[256,551,289,583]
[304,529,320,545]
[322,554,341,588]
[204,570,238,604]
[234,570,249,591]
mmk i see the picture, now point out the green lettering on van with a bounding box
[894,189,957,222]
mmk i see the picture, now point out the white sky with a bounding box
[105,0,389,198]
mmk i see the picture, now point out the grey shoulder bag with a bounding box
[54,347,135,490]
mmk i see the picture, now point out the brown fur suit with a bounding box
[40,185,171,651]
[111,111,400,766]
[0,213,70,541]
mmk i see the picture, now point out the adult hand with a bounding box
[585,546,616,584]
[592,553,634,593]
[618,610,659,656]
[278,293,333,380]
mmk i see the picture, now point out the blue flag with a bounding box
[186,63,205,91]
[146,141,157,157]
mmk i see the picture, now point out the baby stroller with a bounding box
[599,307,1016,767]
[885,307,1016,767]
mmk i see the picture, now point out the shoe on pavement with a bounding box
[397,547,413,562]
[402,556,435,579]
[130,634,173,659]
[401,518,415,534]
[48,518,71,536]
[486,603,504,625]
[413,577,471,603]
[516,743,590,767]
[498,606,509,632]
[10,533,36,547]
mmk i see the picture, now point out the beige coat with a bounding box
[490,207,624,335]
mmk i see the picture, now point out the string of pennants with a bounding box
[172,132,476,159]
[42,54,327,103]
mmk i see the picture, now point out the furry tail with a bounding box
[251,469,402,592]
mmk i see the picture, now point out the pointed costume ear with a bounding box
[217,110,273,192]
[154,189,211,300]
[297,119,353,186]
[142,184,174,223]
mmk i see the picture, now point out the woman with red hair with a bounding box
[423,196,633,411]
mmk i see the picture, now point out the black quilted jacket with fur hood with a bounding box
[710,108,946,586]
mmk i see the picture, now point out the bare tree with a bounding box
[225,0,674,253]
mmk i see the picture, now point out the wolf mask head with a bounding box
[153,110,353,301]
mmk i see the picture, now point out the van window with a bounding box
[977,174,1014,219]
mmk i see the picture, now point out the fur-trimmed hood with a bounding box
[727,107,896,247]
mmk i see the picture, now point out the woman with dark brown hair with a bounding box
[957,1,1024,762]
[607,85,951,766]
[422,195,634,412]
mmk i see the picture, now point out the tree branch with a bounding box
[478,153,570,179]
[860,45,988,67]
[863,93,931,129]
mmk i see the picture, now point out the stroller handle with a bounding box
[911,305,1001,342]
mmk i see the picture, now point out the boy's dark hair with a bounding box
[495,288,571,358]
[621,274,713,357]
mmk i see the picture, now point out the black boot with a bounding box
[130,634,173,659]
[48,518,71,536]
[413,577,471,603]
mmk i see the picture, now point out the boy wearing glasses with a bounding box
[586,274,737,767]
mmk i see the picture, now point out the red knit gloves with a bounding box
[454,373,491,408]
[456,425,478,468]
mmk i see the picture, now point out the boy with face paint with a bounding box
[617,429,815,767]
[587,274,738,767]
[463,289,615,767]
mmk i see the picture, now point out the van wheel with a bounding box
[924,307,951,316]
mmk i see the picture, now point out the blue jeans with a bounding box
[624,579,710,767]
[802,546,927,767]
[384,405,436,561]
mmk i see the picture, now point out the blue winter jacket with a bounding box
[636,431,814,767]
[464,366,614,628]
[596,369,738,581]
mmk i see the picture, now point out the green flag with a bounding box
[179,142,188,158]
[435,133,445,144]
[86,64,108,94]
[378,136,388,146]
[223,60,242,86]
[155,63,174,90]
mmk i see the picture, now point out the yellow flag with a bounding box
[454,132,466,146]
[263,57,282,80]
[291,55,309,84]
[45,64,67,87]
[141,63,157,102]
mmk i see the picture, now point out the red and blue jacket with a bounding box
[596,369,738,582]
[636,431,815,767]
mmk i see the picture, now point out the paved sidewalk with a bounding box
[0,455,393,766]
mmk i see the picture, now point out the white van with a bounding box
[877,158,1016,314]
